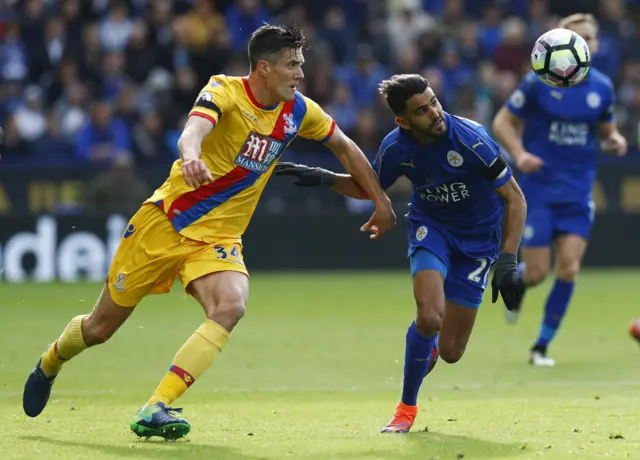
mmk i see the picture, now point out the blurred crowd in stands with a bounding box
[1,0,640,170]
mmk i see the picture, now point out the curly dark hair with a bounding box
[378,74,430,115]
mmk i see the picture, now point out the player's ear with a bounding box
[395,116,409,130]
[256,60,270,77]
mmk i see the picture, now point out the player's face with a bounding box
[267,48,305,101]
[397,88,446,139]
[568,22,599,55]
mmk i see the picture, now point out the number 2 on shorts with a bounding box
[468,258,491,286]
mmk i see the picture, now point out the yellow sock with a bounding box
[146,320,230,406]
[40,315,88,377]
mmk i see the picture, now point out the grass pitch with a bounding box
[2,270,640,459]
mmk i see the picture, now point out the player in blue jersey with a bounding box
[492,13,628,367]
[275,74,527,433]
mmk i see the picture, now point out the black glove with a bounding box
[274,162,337,187]
[491,252,525,311]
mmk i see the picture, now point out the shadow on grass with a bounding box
[309,430,526,460]
[20,435,264,460]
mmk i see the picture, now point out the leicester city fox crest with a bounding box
[416,226,428,241]
[447,150,464,167]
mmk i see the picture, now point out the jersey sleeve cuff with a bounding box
[505,104,524,118]
[320,120,337,143]
[491,165,513,189]
[189,111,217,126]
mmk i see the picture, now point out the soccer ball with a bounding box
[530,28,591,88]
[629,318,640,343]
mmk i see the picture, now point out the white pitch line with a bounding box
[2,380,640,398]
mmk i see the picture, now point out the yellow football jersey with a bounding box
[147,75,336,243]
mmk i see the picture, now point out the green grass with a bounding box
[2,270,640,459]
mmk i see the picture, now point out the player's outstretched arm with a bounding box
[177,116,215,188]
[324,126,397,238]
[323,126,392,208]
[274,162,368,199]
[331,175,369,199]
[492,107,543,174]
[495,177,527,255]
[491,177,527,310]
[275,160,395,239]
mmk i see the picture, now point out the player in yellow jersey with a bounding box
[22,24,396,439]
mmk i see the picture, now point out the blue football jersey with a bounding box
[506,69,615,204]
[372,112,513,238]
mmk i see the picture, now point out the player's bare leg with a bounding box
[438,300,478,364]
[23,286,134,417]
[188,270,249,332]
[530,234,587,366]
[382,269,444,433]
[554,234,587,282]
[505,246,551,324]
[131,271,248,439]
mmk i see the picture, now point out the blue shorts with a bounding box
[521,200,594,247]
[407,218,498,309]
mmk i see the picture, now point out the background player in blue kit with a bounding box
[492,14,628,367]
[275,74,527,433]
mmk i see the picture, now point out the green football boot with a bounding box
[130,402,191,440]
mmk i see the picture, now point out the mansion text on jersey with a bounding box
[235,133,285,174]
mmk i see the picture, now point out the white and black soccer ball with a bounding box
[530,28,591,88]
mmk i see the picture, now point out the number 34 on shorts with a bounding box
[175,240,248,291]
[212,243,244,266]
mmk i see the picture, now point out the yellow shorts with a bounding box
[107,204,248,307]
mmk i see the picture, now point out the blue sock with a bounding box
[535,279,575,349]
[401,321,438,406]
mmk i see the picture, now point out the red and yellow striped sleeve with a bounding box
[189,76,235,126]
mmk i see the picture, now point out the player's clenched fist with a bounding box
[515,151,544,174]
[182,158,214,188]
[603,131,628,157]
[360,206,396,240]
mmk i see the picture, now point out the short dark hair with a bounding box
[248,24,305,71]
[378,74,430,115]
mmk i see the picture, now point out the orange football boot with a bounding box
[381,402,418,433]
[381,345,439,433]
